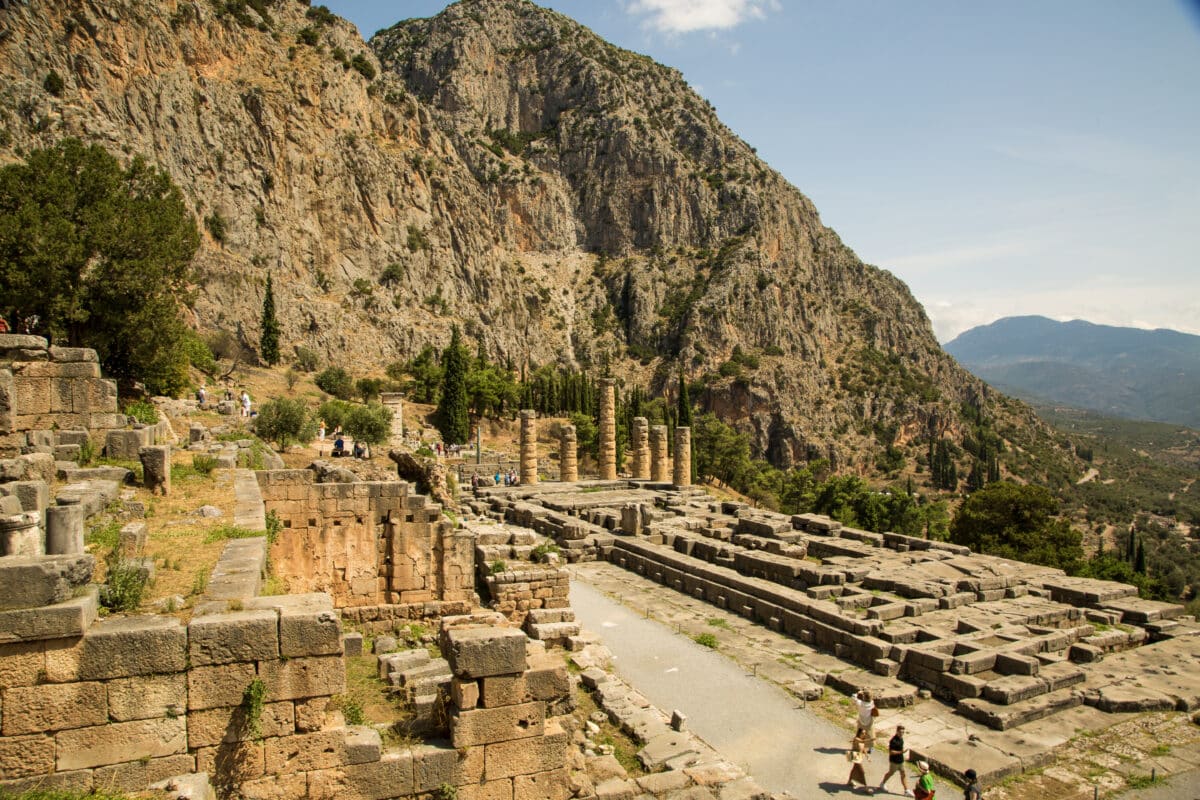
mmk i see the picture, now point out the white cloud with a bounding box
[624,0,779,34]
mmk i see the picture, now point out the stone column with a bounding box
[598,378,617,480]
[631,417,650,480]
[673,426,692,487]
[381,392,405,440]
[519,410,538,486]
[46,501,85,555]
[559,423,578,483]
[649,425,670,482]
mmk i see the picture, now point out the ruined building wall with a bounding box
[0,335,123,458]
[256,470,474,608]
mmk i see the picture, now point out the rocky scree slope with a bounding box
[0,0,1072,483]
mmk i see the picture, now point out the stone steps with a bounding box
[957,687,1083,730]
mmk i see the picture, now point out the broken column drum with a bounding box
[45,501,85,555]
[0,511,42,556]
[598,378,617,480]
[649,425,670,483]
[559,423,578,483]
[673,426,692,487]
[519,410,539,486]
[631,417,650,480]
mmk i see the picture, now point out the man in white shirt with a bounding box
[854,689,878,750]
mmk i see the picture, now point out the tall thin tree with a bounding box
[260,272,281,366]
[436,325,470,444]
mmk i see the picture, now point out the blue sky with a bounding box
[324,1,1200,341]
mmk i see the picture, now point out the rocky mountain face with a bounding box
[0,0,1069,480]
[946,316,1200,429]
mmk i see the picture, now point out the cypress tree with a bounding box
[260,272,281,366]
[435,325,470,444]
[1135,537,1147,574]
[677,372,693,428]
[1126,527,1136,562]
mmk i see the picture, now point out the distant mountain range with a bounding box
[945,316,1200,429]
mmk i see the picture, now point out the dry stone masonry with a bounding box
[466,479,1200,784]
[672,426,691,488]
[256,467,475,609]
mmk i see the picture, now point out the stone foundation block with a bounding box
[189,609,279,665]
[483,718,569,779]
[92,754,197,792]
[343,632,363,657]
[238,772,308,800]
[306,752,415,800]
[444,626,527,679]
[481,675,531,708]
[259,655,345,702]
[525,655,571,703]
[106,673,187,721]
[452,677,480,710]
[459,780,515,800]
[105,429,150,460]
[413,742,484,791]
[195,741,265,784]
[0,768,93,795]
[0,733,56,779]
[0,554,94,611]
[513,768,571,800]
[0,640,44,689]
[0,586,98,644]
[2,680,107,735]
[56,715,186,770]
[189,701,295,748]
[264,729,349,774]
[294,697,331,733]
[188,662,258,710]
[78,615,186,679]
[451,701,545,748]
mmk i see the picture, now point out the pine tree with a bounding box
[435,325,470,444]
[260,273,281,366]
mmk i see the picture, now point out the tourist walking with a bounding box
[914,760,935,799]
[855,689,879,750]
[845,726,872,792]
[877,725,910,795]
[240,390,251,418]
[962,768,981,800]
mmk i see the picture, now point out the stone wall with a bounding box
[257,469,475,608]
[485,566,571,624]
[0,335,123,457]
[0,536,577,799]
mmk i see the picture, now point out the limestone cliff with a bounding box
[0,0,1069,481]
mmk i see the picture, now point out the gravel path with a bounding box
[570,577,898,797]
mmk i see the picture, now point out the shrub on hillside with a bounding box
[315,366,355,399]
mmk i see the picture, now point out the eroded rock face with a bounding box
[0,0,1057,477]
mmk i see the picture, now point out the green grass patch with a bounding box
[706,617,730,629]
[693,632,719,648]
[1127,773,1165,789]
[204,524,265,544]
[1149,743,1171,756]
[86,519,122,551]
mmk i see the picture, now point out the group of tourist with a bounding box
[469,470,518,488]
[846,691,981,798]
